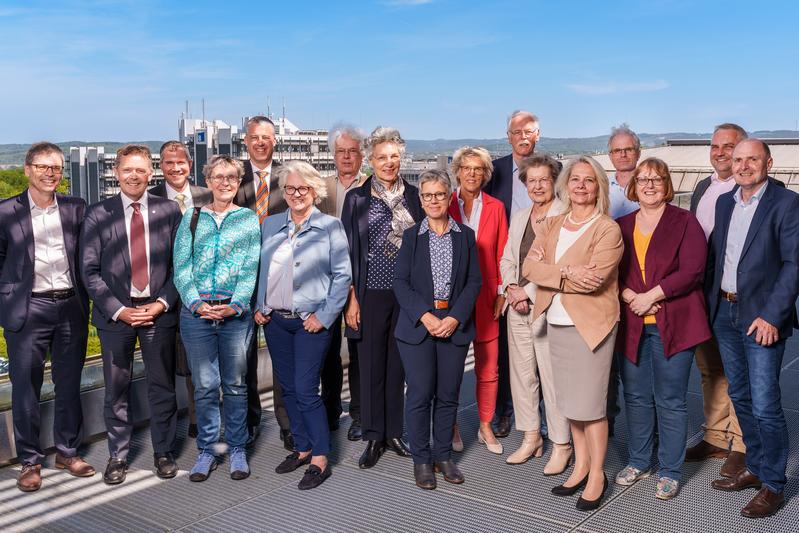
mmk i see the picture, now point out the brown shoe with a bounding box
[17,464,42,492]
[719,451,746,478]
[684,440,728,462]
[55,454,96,477]
[712,469,762,492]
[741,487,785,518]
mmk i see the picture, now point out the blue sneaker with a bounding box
[230,447,250,480]
[189,451,218,482]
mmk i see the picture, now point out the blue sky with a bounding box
[2,0,798,143]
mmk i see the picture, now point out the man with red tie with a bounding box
[80,145,182,484]
[234,116,293,449]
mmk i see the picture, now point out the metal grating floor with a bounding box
[1,341,798,533]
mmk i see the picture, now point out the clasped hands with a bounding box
[118,301,165,327]
[420,312,459,338]
[529,246,604,293]
[197,303,236,322]
[505,284,531,314]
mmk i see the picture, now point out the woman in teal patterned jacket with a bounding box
[173,155,261,483]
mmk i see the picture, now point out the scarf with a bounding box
[371,177,415,251]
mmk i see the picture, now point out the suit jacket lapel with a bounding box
[56,196,78,284]
[15,193,35,267]
[739,184,772,261]
[417,230,435,299]
[147,200,160,281]
[450,226,462,294]
[112,196,132,275]
[356,187,370,251]
[715,196,735,278]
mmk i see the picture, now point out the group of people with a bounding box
[0,112,795,519]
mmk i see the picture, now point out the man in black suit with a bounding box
[80,144,182,484]
[149,140,212,439]
[482,110,541,437]
[234,115,293,450]
[0,142,95,492]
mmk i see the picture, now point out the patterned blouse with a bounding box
[366,196,406,290]
[418,216,461,300]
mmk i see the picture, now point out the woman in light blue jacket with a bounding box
[254,160,352,490]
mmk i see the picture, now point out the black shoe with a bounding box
[347,420,362,442]
[298,464,332,490]
[385,437,412,457]
[358,440,385,469]
[103,458,128,485]
[279,429,295,452]
[494,416,511,438]
[414,463,437,490]
[246,425,260,447]
[188,423,198,439]
[576,474,609,511]
[552,472,589,496]
[275,451,311,474]
[434,460,464,484]
[329,418,340,432]
[154,453,178,479]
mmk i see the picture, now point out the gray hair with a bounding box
[608,123,641,151]
[556,155,611,216]
[203,154,244,180]
[714,123,748,142]
[506,110,539,132]
[451,146,493,186]
[245,115,276,132]
[328,123,366,154]
[276,160,328,205]
[417,169,452,196]
[364,126,406,159]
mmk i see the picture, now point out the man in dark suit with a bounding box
[149,140,212,439]
[706,139,799,518]
[685,123,748,477]
[80,144,183,485]
[0,142,95,492]
[234,115,293,450]
[482,110,540,437]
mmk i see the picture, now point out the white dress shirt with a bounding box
[456,188,483,235]
[511,160,533,217]
[165,182,194,211]
[251,161,274,198]
[265,213,310,318]
[721,181,768,293]
[28,191,72,292]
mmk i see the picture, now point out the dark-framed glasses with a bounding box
[208,175,242,184]
[284,185,311,196]
[420,191,448,202]
[30,163,63,174]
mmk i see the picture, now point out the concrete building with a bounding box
[67,148,164,204]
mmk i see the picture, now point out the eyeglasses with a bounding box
[609,147,638,156]
[119,168,150,176]
[335,148,361,156]
[509,129,539,138]
[208,175,241,184]
[420,192,448,202]
[460,166,486,176]
[635,176,666,186]
[284,185,311,196]
[526,178,552,187]
[30,163,63,174]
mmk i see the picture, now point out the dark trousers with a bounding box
[347,339,361,422]
[358,289,405,441]
[5,295,88,465]
[98,320,177,459]
[495,314,514,418]
[320,314,344,425]
[398,332,468,464]
[266,314,332,456]
[607,351,622,428]
[246,330,290,432]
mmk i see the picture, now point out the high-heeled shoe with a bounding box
[544,443,573,476]
[506,431,543,464]
[477,429,503,454]
[452,424,464,453]
[551,472,589,496]
[576,473,609,511]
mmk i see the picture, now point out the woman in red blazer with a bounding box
[448,146,509,454]
[614,158,711,500]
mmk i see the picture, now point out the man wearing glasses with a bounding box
[80,144,183,484]
[607,124,642,220]
[0,142,94,491]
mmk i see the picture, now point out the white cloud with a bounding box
[565,80,670,95]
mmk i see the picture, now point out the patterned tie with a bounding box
[175,193,187,214]
[130,202,149,292]
[256,170,270,224]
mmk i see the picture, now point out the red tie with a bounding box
[130,202,149,292]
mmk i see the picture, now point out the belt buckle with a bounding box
[434,299,449,310]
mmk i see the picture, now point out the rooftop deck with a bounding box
[1,342,798,532]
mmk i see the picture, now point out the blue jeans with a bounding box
[713,299,788,493]
[622,325,694,481]
[265,313,332,456]
[180,307,253,451]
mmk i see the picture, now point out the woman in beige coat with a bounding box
[523,155,623,511]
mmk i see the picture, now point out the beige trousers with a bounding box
[695,338,745,452]
[506,308,570,444]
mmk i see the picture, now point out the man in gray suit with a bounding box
[149,140,212,439]
[80,144,182,485]
[0,142,95,492]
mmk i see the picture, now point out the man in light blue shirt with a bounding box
[607,124,641,220]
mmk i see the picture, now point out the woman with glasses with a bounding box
[341,127,424,469]
[394,170,481,490]
[614,158,710,500]
[254,161,352,490]
[447,147,508,455]
[173,155,261,482]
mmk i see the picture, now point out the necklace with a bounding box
[566,211,599,226]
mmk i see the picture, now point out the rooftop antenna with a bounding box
[282,98,286,122]
[202,98,206,125]
[267,97,271,120]
[185,100,189,119]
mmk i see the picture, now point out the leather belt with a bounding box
[204,298,232,306]
[31,288,75,300]
[274,309,301,319]
[130,297,152,305]
[433,299,449,310]
[720,290,737,303]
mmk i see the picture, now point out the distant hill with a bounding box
[0,141,164,166]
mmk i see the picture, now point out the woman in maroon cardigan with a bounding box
[614,158,711,500]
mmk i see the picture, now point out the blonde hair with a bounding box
[450,146,493,186]
[555,155,610,216]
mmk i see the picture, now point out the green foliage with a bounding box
[0,167,70,199]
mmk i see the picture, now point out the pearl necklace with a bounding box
[566,211,599,226]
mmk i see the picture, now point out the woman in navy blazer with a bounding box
[614,158,711,500]
[393,170,482,490]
